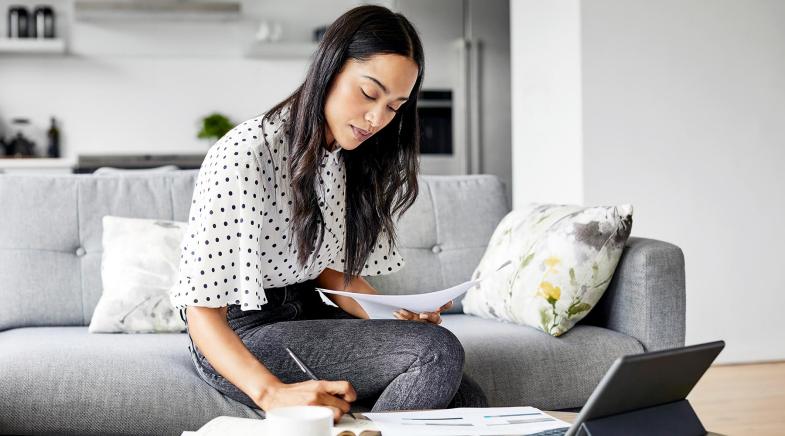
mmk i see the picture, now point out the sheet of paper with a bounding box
[318,279,479,319]
[316,260,512,320]
[363,406,571,436]
[193,415,379,436]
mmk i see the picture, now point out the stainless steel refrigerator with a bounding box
[393,0,512,203]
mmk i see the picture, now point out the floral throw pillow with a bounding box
[88,216,187,333]
[462,203,633,336]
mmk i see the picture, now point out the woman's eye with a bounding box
[361,89,374,100]
[362,89,399,113]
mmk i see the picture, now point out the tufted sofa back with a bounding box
[0,171,509,330]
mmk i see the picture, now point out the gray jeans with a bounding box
[180,279,488,413]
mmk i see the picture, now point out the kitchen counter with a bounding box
[74,153,206,173]
[0,156,77,174]
[0,153,208,174]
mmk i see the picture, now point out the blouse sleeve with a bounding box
[327,227,406,277]
[169,132,267,311]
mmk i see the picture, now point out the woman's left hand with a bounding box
[393,300,453,325]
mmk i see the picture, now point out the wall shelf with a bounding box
[0,38,66,55]
[74,0,241,21]
[0,156,77,174]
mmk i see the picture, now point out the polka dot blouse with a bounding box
[169,105,406,311]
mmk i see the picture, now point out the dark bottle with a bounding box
[8,5,30,38]
[9,132,35,157]
[31,6,55,39]
[46,117,60,158]
[9,118,35,156]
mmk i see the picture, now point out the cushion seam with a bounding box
[77,180,85,326]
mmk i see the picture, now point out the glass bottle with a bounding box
[46,117,60,158]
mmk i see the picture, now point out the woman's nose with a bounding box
[366,109,381,129]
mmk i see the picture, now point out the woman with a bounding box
[169,5,488,423]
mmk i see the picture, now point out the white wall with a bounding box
[0,56,304,155]
[0,0,380,156]
[511,0,583,208]
[582,0,785,363]
[512,0,785,363]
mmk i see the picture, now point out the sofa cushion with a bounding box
[367,175,509,313]
[0,173,197,332]
[0,315,643,434]
[440,314,644,410]
[463,203,634,336]
[89,216,188,333]
[0,327,262,436]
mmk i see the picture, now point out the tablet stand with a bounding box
[577,399,707,436]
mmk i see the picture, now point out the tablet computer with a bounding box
[564,340,725,436]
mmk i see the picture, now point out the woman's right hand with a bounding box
[257,380,357,423]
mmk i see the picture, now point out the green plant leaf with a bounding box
[536,213,551,224]
[539,308,551,333]
[197,113,234,140]
[520,252,535,268]
[567,302,592,317]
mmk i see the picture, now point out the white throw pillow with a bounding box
[462,203,633,336]
[89,215,187,333]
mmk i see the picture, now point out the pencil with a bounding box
[285,347,357,419]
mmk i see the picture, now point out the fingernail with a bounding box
[420,313,427,319]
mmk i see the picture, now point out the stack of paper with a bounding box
[317,260,512,319]
[186,406,569,436]
[363,406,571,436]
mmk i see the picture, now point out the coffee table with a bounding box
[184,410,725,435]
[182,411,578,435]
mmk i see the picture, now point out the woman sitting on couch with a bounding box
[168,4,488,424]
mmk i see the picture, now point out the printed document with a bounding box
[317,260,511,319]
[363,406,571,436]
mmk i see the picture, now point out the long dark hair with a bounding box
[262,5,424,284]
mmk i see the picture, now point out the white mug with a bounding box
[265,405,333,436]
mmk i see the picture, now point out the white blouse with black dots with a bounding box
[169,105,406,311]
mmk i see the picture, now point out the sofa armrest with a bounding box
[582,237,686,351]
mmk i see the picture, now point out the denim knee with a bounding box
[413,323,465,378]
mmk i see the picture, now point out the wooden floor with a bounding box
[687,361,785,435]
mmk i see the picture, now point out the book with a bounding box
[189,414,380,435]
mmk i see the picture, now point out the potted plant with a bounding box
[197,113,233,147]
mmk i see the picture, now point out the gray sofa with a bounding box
[0,171,685,436]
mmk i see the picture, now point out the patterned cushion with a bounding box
[462,203,633,336]
[88,216,186,333]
